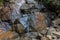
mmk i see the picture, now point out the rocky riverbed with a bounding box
[0,0,60,40]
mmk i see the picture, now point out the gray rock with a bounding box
[26,0,36,4]
[52,19,60,28]
[0,21,11,32]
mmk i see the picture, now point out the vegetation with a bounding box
[0,0,3,5]
[0,0,3,2]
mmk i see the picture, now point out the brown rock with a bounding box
[34,12,47,31]
[2,7,10,14]
[1,7,11,20]
[0,31,19,40]
[16,23,25,34]
[0,29,6,35]
[12,23,25,34]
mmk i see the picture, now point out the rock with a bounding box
[47,27,56,35]
[26,32,39,38]
[47,27,60,40]
[40,29,48,35]
[20,32,42,40]
[0,31,19,40]
[20,34,32,40]
[19,14,30,32]
[3,0,10,7]
[0,28,7,35]
[47,35,57,40]
[1,7,11,21]
[12,23,25,34]
[8,31,19,40]
[47,35,52,40]
[10,0,25,22]
[58,38,60,40]
[2,7,10,13]
[20,3,34,10]
[41,36,50,40]
[0,22,11,31]
[16,23,25,34]
[0,3,3,9]
[0,21,11,35]
[32,39,37,40]
[32,12,47,31]
[26,0,36,4]
[52,31,60,37]
[52,19,60,28]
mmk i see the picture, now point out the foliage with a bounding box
[0,0,3,2]
[0,0,3,5]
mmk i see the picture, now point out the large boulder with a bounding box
[31,12,47,32]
